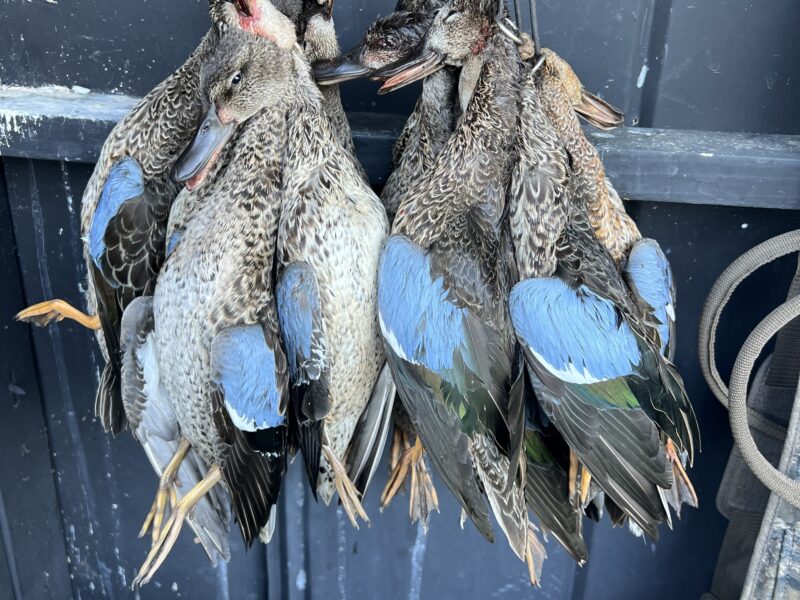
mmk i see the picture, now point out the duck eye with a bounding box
[230,71,243,86]
[444,9,460,23]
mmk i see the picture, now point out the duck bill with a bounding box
[376,51,443,94]
[313,46,371,85]
[173,107,236,191]
[575,90,625,131]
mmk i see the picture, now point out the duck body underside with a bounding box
[152,189,276,466]
[280,199,387,505]
[152,254,227,466]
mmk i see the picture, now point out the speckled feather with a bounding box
[153,101,290,544]
[279,53,388,504]
[79,29,220,434]
[537,59,640,262]
[382,68,460,222]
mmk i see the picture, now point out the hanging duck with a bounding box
[274,26,390,527]
[14,9,226,435]
[315,0,456,529]
[12,1,272,563]
[128,12,301,584]
[511,31,698,516]
[506,55,699,540]
[373,0,550,580]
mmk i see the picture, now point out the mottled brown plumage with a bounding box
[278,51,388,511]
[536,49,641,262]
[300,1,364,172]
[384,10,531,560]
[508,63,699,540]
[382,68,460,221]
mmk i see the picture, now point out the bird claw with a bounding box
[381,437,438,529]
[323,445,369,529]
[139,439,190,545]
[138,482,174,545]
[15,299,101,330]
[132,465,221,588]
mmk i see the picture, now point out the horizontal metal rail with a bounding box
[1,85,799,209]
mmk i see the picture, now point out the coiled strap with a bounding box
[698,230,800,508]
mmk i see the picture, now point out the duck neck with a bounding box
[538,62,640,262]
[418,67,459,152]
[393,33,520,245]
[204,103,289,216]
[302,15,357,157]
[281,52,345,188]
[509,67,570,280]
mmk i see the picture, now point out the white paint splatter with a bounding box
[741,223,749,229]
[636,64,649,89]
[408,523,428,600]
[295,568,307,591]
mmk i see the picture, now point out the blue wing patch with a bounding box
[276,262,325,383]
[509,277,640,384]
[624,239,675,356]
[377,236,482,376]
[89,158,145,273]
[211,325,286,431]
[166,228,184,258]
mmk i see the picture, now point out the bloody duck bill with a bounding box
[313,46,372,85]
[173,107,236,191]
[375,49,444,94]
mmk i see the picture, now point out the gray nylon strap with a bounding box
[698,230,800,439]
[766,256,800,388]
[728,294,800,509]
[698,230,800,509]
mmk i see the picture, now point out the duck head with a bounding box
[313,9,433,85]
[375,0,501,93]
[209,0,298,45]
[174,24,297,190]
[542,48,624,130]
[299,0,338,62]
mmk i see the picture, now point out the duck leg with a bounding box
[665,438,699,511]
[579,465,593,507]
[16,299,101,330]
[524,521,547,587]
[132,464,222,588]
[388,426,408,477]
[383,428,412,502]
[139,438,191,545]
[322,444,370,529]
[568,449,579,501]
[381,437,439,529]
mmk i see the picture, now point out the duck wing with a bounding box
[509,274,673,539]
[210,322,289,546]
[622,238,676,360]
[276,262,331,494]
[119,297,232,563]
[562,221,699,463]
[89,158,171,294]
[378,235,525,548]
[87,158,153,435]
[345,362,396,496]
[519,365,587,563]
